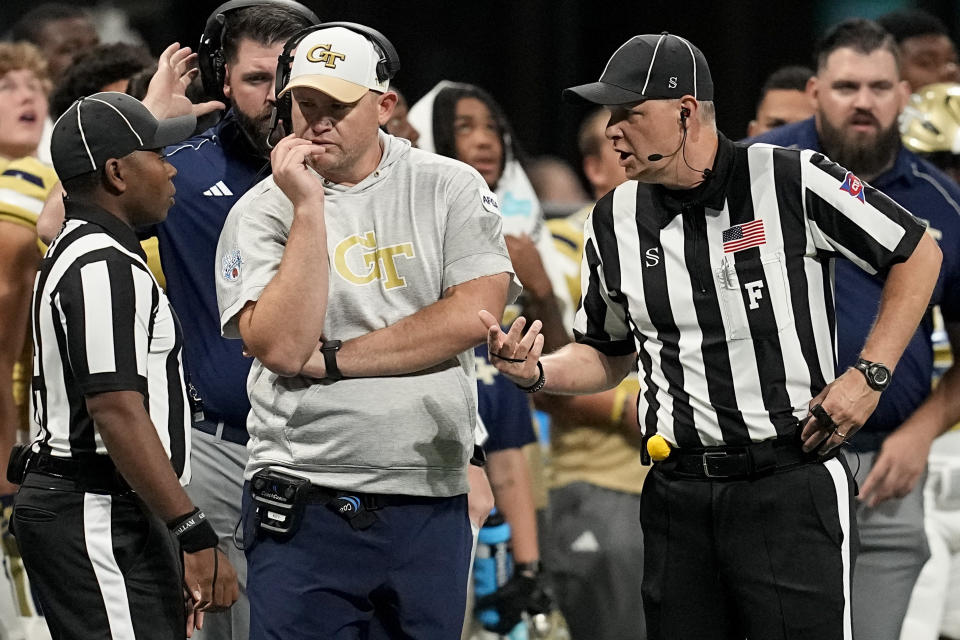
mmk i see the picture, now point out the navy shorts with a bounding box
[242,484,471,639]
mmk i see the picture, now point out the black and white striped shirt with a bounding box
[573,134,926,448]
[30,201,190,482]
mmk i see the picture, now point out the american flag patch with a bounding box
[722,219,766,253]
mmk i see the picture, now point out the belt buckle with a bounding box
[702,451,729,478]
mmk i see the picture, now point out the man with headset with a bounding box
[483,31,942,640]
[153,2,317,639]
[214,23,517,639]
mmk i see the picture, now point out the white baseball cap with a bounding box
[280,27,389,103]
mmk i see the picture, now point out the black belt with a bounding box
[27,453,131,494]
[193,417,249,446]
[659,434,825,480]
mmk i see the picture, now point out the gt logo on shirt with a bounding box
[334,231,415,290]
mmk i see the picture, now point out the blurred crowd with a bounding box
[2,3,960,640]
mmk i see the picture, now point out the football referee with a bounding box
[11,92,237,639]
[482,33,943,640]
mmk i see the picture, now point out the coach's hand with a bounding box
[802,368,880,455]
[479,310,544,387]
[858,423,934,507]
[271,134,326,212]
[184,547,239,613]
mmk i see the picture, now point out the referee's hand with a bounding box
[801,368,880,454]
[184,547,239,613]
[479,309,544,387]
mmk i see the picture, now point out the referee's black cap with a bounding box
[51,92,196,182]
[564,32,713,105]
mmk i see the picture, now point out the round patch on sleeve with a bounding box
[222,249,243,282]
[480,190,500,214]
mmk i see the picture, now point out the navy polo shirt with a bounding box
[752,118,960,446]
[157,110,269,440]
[474,343,537,453]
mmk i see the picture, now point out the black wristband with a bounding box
[516,361,545,393]
[168,508,219,553]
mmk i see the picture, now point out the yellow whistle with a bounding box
[646,434,672,462]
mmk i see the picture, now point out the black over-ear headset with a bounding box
[197,0,321,102]
[266,21,400,147]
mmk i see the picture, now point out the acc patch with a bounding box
[221,249,243,282]
[480,191,500,214]
[839,171,866,203]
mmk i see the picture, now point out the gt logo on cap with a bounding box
[306,44,346,68]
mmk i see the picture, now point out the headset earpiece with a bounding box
[198,0,320,101]
[681,107,691,120]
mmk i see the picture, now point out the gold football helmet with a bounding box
[901,82,960,154]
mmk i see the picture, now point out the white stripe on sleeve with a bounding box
[81,261,116,374]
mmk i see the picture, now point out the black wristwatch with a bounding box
[854,358,891,392]
[321,340,343,382]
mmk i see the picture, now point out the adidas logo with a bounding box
[203,181,233,197]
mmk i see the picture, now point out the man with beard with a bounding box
[153,3,317,639]
[754,18,960,640]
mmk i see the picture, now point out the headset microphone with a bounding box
[646,107,713,181]
[646,107,690,162]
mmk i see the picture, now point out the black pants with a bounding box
[640,456,858,640]
[13,473,184,639]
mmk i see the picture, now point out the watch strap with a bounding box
[321,340,343,382]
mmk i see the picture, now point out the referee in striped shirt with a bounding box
[11,92,237,639]
[482,33,943,640]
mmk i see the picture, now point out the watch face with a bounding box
[868,364,890,388]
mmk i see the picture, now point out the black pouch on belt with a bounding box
[250,468,310,541]
[6,444,32,485]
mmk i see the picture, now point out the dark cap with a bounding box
[51,92,196,182]
[563,32,713,105]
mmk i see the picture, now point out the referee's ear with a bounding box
[102,158,126,196]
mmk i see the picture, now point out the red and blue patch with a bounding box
[839,171,866,203]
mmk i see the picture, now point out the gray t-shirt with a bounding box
[215,132,519,497]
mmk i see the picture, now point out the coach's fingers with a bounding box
[157,42,180,67]
[169,46,193,74]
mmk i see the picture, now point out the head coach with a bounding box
[11,92,237,639]
[214,23,518,638]
[482,32,942,640]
